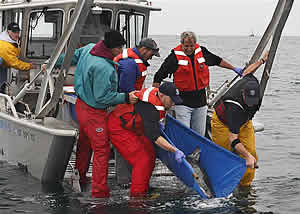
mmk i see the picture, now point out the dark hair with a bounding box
[103,30,126,48]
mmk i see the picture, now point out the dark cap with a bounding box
[139,38,160,57]
[159,82,182,105]
[103,30,126,48]
[7,22,21,32]
[244,80,260,106]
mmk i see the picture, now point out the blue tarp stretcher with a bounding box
[155,114,247,199]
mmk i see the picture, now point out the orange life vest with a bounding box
[173,44,209,91]
[112,87,165,135]
[114,48,147,90]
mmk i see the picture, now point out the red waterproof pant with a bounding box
[75,98,110,198]
[107,112,156,197]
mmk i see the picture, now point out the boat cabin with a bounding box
[0,0,160,87]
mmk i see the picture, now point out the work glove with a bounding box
[174,149,185,164]
[233,67,244,77]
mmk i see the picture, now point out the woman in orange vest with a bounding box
[153,31,243,138]
[107,82,185,197]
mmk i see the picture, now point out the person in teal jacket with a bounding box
[55,30,138,198]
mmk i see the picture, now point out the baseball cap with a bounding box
[159,82,183,105]
[7,22,21,32]
[139,38,160,57]
[244,80,260,106]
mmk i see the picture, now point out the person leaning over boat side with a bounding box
[211,51,269,186]
[152,31,243,137]
[107,82,186,197]
[54,30,138,198]
[114,37,160,92]
[0,22,37,90]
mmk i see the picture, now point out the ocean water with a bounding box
[1,35,300,214]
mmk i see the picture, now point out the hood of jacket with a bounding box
[0,31,18,44]
[90,40,114,60]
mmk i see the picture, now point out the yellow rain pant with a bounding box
[211,111,257,186]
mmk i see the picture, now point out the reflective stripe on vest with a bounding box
[173,44,209,91]
[140,87,165,112]
[174,50,186,56]
[224,100,244,110]
[178,60,189,66]
[122,49,129,58]
[114,48,147,90]
[195,47,202,54]
[134,59,147,76]
[197,57,205,64]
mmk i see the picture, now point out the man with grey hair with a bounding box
[153,31,243,137]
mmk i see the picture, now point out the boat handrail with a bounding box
[0,93,19,118]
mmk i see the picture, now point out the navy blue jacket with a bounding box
[117,47,149,92]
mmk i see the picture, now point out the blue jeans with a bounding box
[175,105,208,137]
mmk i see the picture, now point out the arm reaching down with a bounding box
[155,136,185,164]
[229,132,257,168]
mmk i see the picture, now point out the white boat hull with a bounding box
[0,112,77,184]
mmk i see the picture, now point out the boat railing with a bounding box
[207,80,230,108]
[0,93,19,118]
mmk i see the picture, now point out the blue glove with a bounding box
[174,149,185,164]
[233,67,244,77]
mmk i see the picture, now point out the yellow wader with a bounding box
[211,111,257,186]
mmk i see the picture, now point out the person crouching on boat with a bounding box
[113,38,161,185]
[54,30,138,198]
[211,51,269,186]
[152,31,243,138]
[107,82,186,197]
[0,22,37,92]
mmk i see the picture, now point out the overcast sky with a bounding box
[148,0,299,36]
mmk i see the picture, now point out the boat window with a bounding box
[26,9,63,59]
[117,11,145,48]
[0,9,23,32]
[13,10,23,27]
[69,9,112,47]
